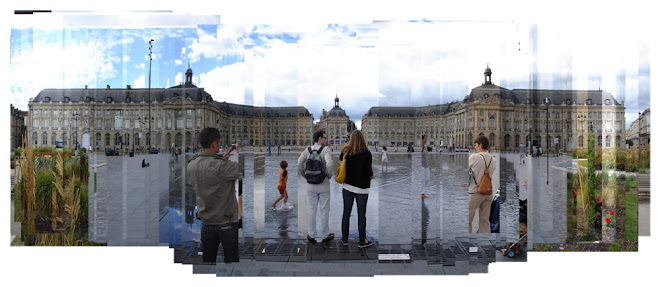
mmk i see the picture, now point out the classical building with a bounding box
[362,66,626,152]
[27,67,313,152]
[626,108,650,147]
[10,104,28,151]
[313,95,357,146]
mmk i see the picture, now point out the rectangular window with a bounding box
[196,118,201,128]
[168,119,172,129]
[556,122,561,131]
[116,110,121,116]
[187,109,192,116]
[64,110,69,117]
[567,112,571,119]
[616,113,621,119]
[515,121,520,130]
[177,118,183,129]
[516,111,519,118]
[125,119,130,129]
[588,112,592,119]
[555,112,560,119]
[64,119,68,129]
[52,119,58,128]
[105,110,110,117]
[606,112,611,119]
[606,122,612,132]
[105,120,111,130]
[158,119,162,129]
[96,119,102,129]
[187,119,193,129]
[54,110,59,116]
[479,119,484,129]
[96,110,101,117]
[33,119,39,128]
[616,122,621,132]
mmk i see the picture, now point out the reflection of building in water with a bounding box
[314,95,357,146]
[362,66,626,152]
[626,108,650,147]
[185,190,197,227]
[27,67,314,151]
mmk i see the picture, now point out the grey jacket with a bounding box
[187,152,239,225]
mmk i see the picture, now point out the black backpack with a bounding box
[304,146,327,184]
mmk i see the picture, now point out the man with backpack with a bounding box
[297,130,334,243]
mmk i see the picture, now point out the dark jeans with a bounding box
[201,222,239,263]
[341,189,368,243]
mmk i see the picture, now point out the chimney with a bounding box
[107,85,111,89]
[127,85,131,89]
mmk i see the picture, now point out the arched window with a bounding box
[96,133,101,146]
[33,132,38,145]
[135,133,140,146]
[489,133,495,149]
[115,133,121,146]
[42,132,48,145]
[52,133,56,145]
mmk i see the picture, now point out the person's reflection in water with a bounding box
[421,193,429,245]
[278,210,291,238]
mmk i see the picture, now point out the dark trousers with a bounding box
[341,189,368,243]
[201,222,239,263]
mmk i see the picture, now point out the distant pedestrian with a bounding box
[298,130,334,243]
[420,135,430,195]
[519,142,526,164]
[381,146,388,173]
[339,130,374,248]
[267,140,272,155]
[271,160,289,210]
[277,142,281,155]
[468,135,497,233]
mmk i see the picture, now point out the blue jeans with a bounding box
[341,189,368,243]
[201,222,239,263]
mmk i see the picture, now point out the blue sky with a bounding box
[8,11,652,130]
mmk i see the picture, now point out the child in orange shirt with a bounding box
[271,160,289,210]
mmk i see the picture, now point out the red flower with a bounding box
[610,210,614,216]
[574,191,577,197]
[605,217,611,223]
[595,197,600,203]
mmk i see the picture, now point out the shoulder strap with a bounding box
[308,146,312,154]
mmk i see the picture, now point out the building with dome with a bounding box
[313,95,357,146]
[362,66,626,152]
[27,67,314,152]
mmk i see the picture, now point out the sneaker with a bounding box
[340,239,349,246]
[358,240,373,248]
[307,235,317,244]
[322,233,335,242]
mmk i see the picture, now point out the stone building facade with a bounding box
[362,67,626,152]
[626,108,650,147]
[27,67,313,152]
[10,104,28,151]
[313,95,357,146]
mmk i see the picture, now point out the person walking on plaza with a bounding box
[468,135,497,233]
[420,135,430,196]
[187,127,240,263]
[298,130,334,243]
[339,130,375,248]
[519,142,526,164]
[381,146,389,173]
[271,160,290,210]
[277,141,282,155]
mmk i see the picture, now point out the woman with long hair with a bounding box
[339,130,375,248]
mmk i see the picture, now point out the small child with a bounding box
[271,160,289,210]
[381,146,388,173]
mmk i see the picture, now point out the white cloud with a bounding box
[174,72,183,86]
[174,59,182,66]
[10,31,122,109]
[187,25,247,62]
[199,63,246,103]
[133,74,145,88]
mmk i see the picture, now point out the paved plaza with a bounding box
[79,148,616,275]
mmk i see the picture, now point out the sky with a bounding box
[8,9,652,130]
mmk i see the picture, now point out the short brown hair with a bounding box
[280,160,288,169]
[474,135,489,150]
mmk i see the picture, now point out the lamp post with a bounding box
[72,111,79,154]
[545,97,549,185]
[148,39,154,152]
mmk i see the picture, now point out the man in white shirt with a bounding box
[297,130,334,243]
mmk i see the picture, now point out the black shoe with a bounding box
[358,240,373,248]
[307,235,317,244]
[322,233,335,242]
[340,239,349,246]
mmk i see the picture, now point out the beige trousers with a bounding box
[468,192,494,233]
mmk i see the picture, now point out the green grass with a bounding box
[625,194,639,241]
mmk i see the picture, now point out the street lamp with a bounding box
[148,39,154,151]
[545,97,549,185]
[72,110,80,152]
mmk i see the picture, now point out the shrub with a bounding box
[35,172,54,215]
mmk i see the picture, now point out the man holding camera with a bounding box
[187,127,240,263]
